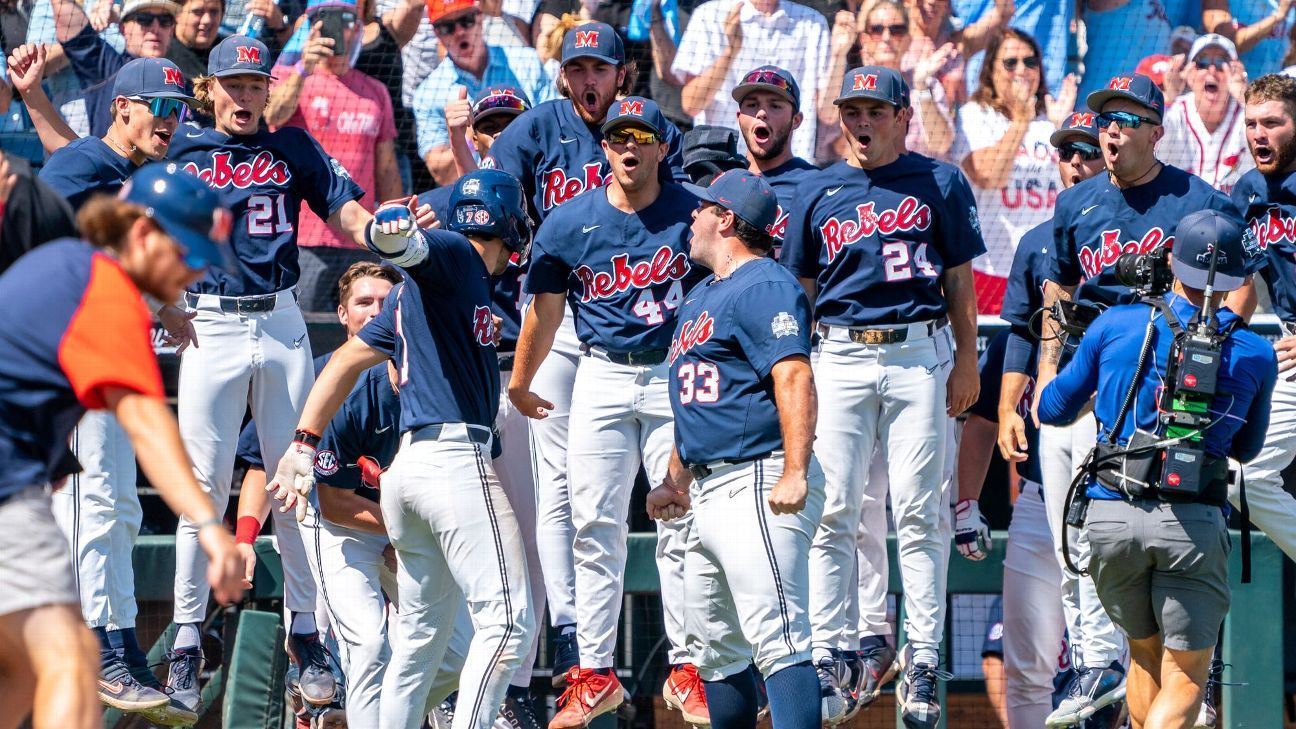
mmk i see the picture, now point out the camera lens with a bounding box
[1114,252,1145,288]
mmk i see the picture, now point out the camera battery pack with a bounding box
[1160,446,1207,498]
[1176,337,1220,396]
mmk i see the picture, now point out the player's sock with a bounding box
[108,628,150,669]
[764,661,821,729]
[289,611,317,636]
[174,623,201,650]
[590,667,613,676]
[859,634,888,651]
[701,667,758,729]
[91,626,113,654]
[911,645,939,667]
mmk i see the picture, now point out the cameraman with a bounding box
[1037,210,1277,729]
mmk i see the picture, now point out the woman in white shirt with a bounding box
[953,28,1074,313]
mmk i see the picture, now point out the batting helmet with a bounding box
[119,162,233,271]
[447,169,531,256]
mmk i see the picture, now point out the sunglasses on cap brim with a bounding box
[741,69,795,94]
[473,93,528,118]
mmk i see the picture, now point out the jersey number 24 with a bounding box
[882,241,938,281]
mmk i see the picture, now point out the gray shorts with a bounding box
[0,485,78,617]
[1086,498,1230,651]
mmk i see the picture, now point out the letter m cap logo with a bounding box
[162,66,184,86]
[575,30,598,48]
[853,73,878,91]
[236,45,262,64]
[1109,76,1132,90]
[619,99,644,116]
[1069,112,1095,127]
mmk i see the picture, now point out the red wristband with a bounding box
[235,516,262,545]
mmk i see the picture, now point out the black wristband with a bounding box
[294,429,321,448]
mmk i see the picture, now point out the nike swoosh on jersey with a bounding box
[582,225,601,233]
[559,137,577,144]
[375,425,392,434]
[826,185,845,196]
[1081,205,1100,215]
[293,334,306,348]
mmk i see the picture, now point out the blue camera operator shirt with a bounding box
[1037,292,1277,499]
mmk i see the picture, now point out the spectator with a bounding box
[446,83,532,177]
[48,0,178,138]
[1159,33,1253,192]
[411,0,553,185]
[1078,0,1172,100]
[823,0,956,158]
[905,0,1012,108]
[24,0,123,126]
[1170,23,1195,55]
[1204,0,1294,78]
[165,0,226,78]
[266,0,400,312]
[953,28,1073,313]
[348,0,423,193]
[672,0,828,162]
[954,0,1075,106]
[6,42,82,157]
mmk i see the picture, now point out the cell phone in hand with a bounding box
[315,8,356,54]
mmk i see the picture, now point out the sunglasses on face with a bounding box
[124,11,176,28]
[433,12,477,35]
[1000,55,1040,71]
[1057,141,1102,161]
[865,23,908,37]
[1098,110,1156,129]
[606,128,661,145]
[131,96,189,122]
[1193,57,1229,70]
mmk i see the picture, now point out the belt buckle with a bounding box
[689,464,711,481]
[861,329,888,345]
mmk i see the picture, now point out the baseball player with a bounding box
[446,86,534,178]
[508,97,705,727]
[780,66,984,729]
[159,34,398,712]
[483,25,685,680]
[272,168,536,729]
[1227,73,1296,564]
[0,163,244,729]
[31,56,199,726]
[647,170,826,729]
[1037,73,1245,726]
[731,65,818,258]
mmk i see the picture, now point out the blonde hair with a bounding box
[191,75,217,117]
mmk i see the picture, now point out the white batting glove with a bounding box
[366,200,428,268]
[267,438,317,523]
[954,499,992,561]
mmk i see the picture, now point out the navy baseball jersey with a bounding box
[967,329,1042,485]
[38,137,135,210]
[482,99,687,222]
[417,185,524,352]
[763,156,820,253]
[668,258,812,466]
[236,353,333,469]
[525,183,704,353]
[358,229,499,431]
[1001,221,1051,376]
[169,126,364,297]
[1049,165,1243,308]
[312,363,401,505]
[781,155,986,326]
[1232,169,1296,322]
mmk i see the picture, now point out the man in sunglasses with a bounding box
[1035,72,1248,727]
[49,0,179,138]
[509,97,707,729]
[413,0,554,186]
[1160,33,1253,193]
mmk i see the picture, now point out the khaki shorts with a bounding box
[1086,498,1230,651]
[0,485,78,617]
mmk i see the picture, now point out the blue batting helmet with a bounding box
[447,169,531,256]
[119,162,233,271]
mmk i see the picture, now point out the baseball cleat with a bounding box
[502,685,544,729]
[164,646,204,714]
[551,626,580,687]
[1046,661,1126,727]
[852,643,899,709]
[662,663,710,726]
[287,632,339,706]
[815,656,849,726]
[549,667,623,728]
[896,657,950,729]
[98,655,170,711]
[139,697,201,727]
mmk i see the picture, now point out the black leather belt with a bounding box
[827,315,949,345]
[409,423,492,446]
[498,354,515,372]
[594,348,669,366]
[185,290,293,315]
[687,451,772,481]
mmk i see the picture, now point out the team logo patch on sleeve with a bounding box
[969,207,982,236]
[330,158,351,179]
[314,450,340,476]
[771,312,799,337]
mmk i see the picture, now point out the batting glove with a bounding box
[954,499,992,561]
[267,436,318,523]
[366,199,428,268]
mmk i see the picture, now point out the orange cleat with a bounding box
[663,663,711,726]
[548,667,624,729]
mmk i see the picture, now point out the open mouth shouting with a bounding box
[751,120,772,146]
[152,126,174,149]
[855,133,873,151]
[1253,142,1275,166]
[579,89,601,118]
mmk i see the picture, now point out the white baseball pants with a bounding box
[51,411,141,630]
[1002,480,1066,729]
[173,294,317,625]
[1239,370,1296,560]
[496,368,543,684]
[1039,413,1125,668]
[684,455,825,680]
[809,324,953,656]
[378,432,534,729]
[567,353,690,668]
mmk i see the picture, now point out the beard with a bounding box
[1258,138,1296,175]
[751,125,791,161]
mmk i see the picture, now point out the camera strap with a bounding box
[1104,304,1159,445]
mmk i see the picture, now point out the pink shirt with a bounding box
[271,67,397,249]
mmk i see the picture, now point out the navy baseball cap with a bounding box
[1171,210,1249,291]
[684,169,779,235]
[208,36,274,78]
[834,65,908,108]
[472,85,531,122]
[731,65,800,107]
[1086,73,1164,122]
[112,58,194,101]
[601,96,667,136]
[120,163,234,271]
[1049,110,1102,147]
[561,22,624,66]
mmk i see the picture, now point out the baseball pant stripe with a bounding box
[467,445,515,726]
[752,459,795,656]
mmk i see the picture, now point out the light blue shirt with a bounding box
[411,44,555,158]
[955,0,1075,97]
